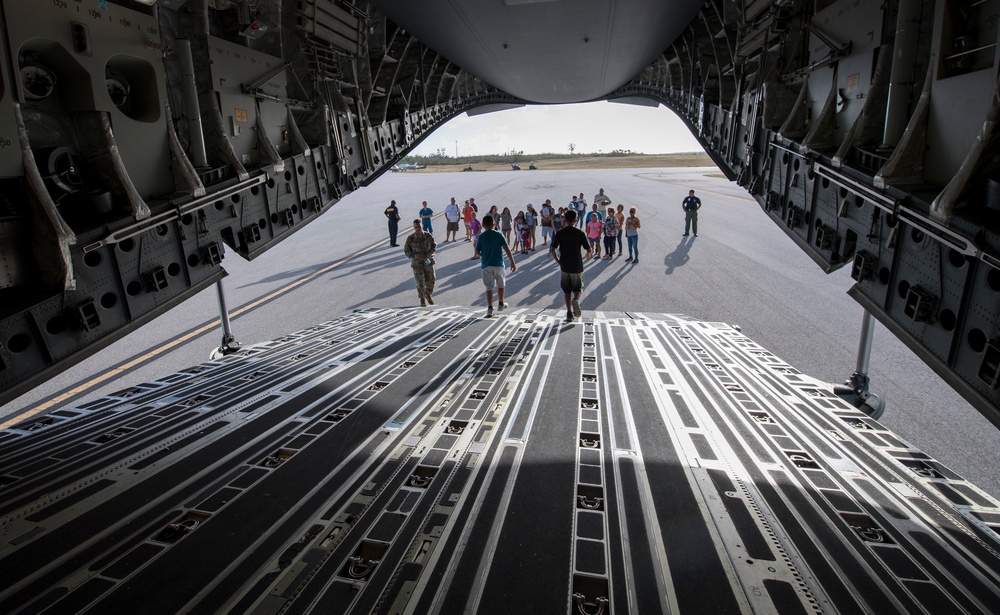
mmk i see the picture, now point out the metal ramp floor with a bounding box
[1,308,999,614]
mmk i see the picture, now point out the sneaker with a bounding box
[486,306,494,318]
[571,298,581,318]
[683,233,689,236]
[497,301,506,311]
[633,259,638,264]
[566,310,574,322]
[625,258,632,263]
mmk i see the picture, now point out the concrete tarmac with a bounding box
[4,167,999,498]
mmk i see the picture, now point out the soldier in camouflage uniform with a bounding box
[403,220,437,306]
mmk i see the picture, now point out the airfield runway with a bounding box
[3,167,999,499]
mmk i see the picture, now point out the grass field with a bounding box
[402,153,715,173]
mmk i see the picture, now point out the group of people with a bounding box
[390,188,703,321]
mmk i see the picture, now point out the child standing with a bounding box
[512,211,524,252]
[525,205,538,251]
[586,212,602,258]
[517,212,531,253]
[469,212,482,259]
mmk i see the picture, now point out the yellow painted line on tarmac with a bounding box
[2,237,396,430]
[0,323,221,430]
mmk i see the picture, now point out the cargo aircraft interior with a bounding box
[1,0,1000,612]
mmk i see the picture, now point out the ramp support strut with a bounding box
[211,280,242,358]
[845,310,885,419]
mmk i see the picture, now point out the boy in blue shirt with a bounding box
[419,201,434,233]
[475,215,517,318]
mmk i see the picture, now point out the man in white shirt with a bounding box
[594,188,611,208]
[443,197,461,242]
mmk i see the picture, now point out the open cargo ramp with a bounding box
[1,308,999,613]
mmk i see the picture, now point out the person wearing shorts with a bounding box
[444,197,460,242]
[475,214,516,318]
[463,200,474,241]
[419,201,434,233]
[549,209,592,322]
[500,206,513,243]
[586,212,603,256]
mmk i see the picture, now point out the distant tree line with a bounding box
[401,148,653,166]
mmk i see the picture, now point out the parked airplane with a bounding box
[390,162,426,171]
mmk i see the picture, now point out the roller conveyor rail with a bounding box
[1,308,999,614]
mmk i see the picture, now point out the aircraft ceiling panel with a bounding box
[924,73,998,189]
[923,0,999,186]
[806,0,885,144]
[369,0,703,103]
[4,0,172,198]
[0,24,21,178]
[208,37,288,167]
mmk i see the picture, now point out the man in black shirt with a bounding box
[549,210,592,322]
[384,200,401,246]
[682,190,701,237]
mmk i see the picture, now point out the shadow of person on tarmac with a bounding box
[664,236,694,275]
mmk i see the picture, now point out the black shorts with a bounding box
[560,271,584,293]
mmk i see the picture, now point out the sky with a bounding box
[410,100,704,157]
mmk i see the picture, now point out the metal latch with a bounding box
[572,593,609,615]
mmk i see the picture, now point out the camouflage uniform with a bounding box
[403,231,437,305]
